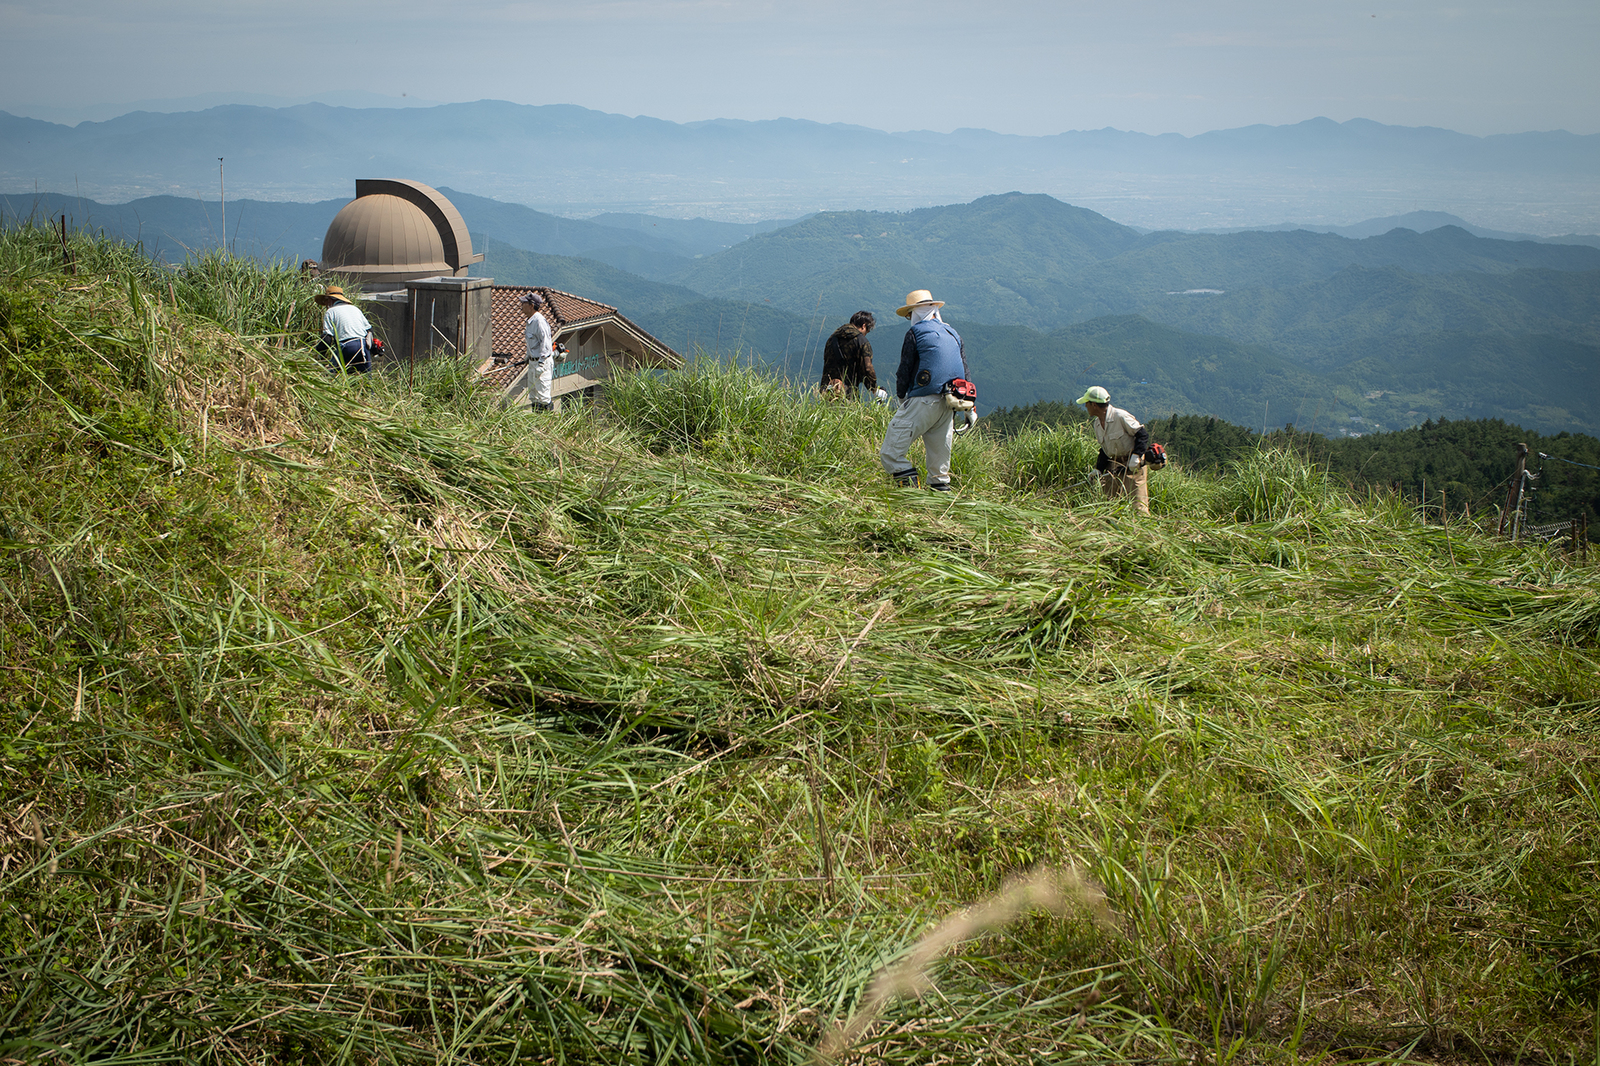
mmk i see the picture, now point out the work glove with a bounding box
[1124,454,1142,472]
[873,388,888,403]
[953,409,978,435]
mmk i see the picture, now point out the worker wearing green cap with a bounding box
[1078,385,1149,515]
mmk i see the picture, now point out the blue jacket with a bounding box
[896,319,967,399]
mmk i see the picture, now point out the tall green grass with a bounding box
[998,425,1099,495]
[5,227,1600,1064]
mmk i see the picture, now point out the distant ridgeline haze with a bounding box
[7,187,1597,438]
[5,103,1600,231]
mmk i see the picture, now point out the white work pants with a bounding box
[529,357,553,407]
[879,395,954,487]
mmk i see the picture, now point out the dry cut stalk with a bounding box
[816,865,1117,1061]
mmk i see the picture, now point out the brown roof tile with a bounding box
[486,284,682,369]
[491,285,623,358]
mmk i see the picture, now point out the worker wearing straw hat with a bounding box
[519,291,556,411]
[1079,385,1150,515]
[879,290,971,490]
[315,284,374,373]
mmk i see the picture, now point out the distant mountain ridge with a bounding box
[664,193,1600,330]
[1206,210,1600,250]
[3,102,1598,231]
[0,188,778,275]
[7,186,1596,437]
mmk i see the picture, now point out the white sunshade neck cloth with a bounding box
[909,304,942,324]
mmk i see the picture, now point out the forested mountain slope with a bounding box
[13,189,1596,436]
[657,195,1600,434]
[672,195,1600,329]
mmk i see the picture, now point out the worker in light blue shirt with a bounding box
[315,284,373,373]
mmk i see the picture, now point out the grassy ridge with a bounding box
[985,402,1600,532]
[4,228,1600,1064]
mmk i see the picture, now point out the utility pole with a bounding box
[1498,442,1529,538]
[218,157,225,255]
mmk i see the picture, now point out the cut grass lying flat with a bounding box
[3,226,1599,1064]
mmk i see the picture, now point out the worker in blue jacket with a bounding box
[879,290,971,489]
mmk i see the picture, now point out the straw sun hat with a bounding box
[895,289,944,318]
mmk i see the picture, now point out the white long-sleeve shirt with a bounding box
[524,311,554,363]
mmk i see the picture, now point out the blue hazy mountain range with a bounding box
[4,102,1599,232]
[6,91,444,127]
[0,188,798,269]
[6,188,1597,438]
[1200,210,1600,249]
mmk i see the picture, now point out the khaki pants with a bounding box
[1101,463,1149,515]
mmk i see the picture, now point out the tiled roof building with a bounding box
[482,285,683,407]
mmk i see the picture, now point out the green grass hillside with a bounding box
[984,406,1600,532]
[5,230,1600,1064]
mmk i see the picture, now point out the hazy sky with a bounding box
[4,0,1597,136]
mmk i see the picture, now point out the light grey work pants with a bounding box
[879,394,955,486]
[528,357,554,406]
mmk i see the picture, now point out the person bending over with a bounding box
[315,285,374,373]
[1079,385,1149,515]
[820,311,886,402]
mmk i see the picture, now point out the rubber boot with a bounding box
[891,467,920,488]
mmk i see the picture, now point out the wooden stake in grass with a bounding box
[59,214,73,275]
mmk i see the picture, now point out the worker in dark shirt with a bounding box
[819,311,885,401]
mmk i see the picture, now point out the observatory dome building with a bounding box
[313,177,680,409]
[320,179,484,284]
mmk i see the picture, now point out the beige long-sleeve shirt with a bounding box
[1090,404,1143,460]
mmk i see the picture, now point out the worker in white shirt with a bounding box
[519,291,556,411]
[1078,385,1150,515]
